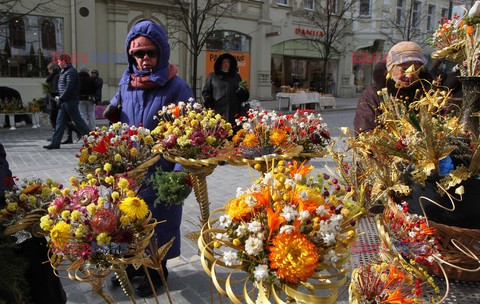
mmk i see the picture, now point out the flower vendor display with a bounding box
[351,83,480,281]
[41,174,159,303]
[349,259,436,304]
[232,108,300,160]
[151,101,232,161]
[0,177,58,239]
[430,4,480,135]
[76,122,158,182]
[151,101,233,233]
[199,160,364,303]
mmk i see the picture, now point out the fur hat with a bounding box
[386,41,425,72]
[129,36,157,54]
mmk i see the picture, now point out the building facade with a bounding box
[0,0,452,104]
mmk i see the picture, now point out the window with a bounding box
[360,0,370,16]
[396,0,404,25]
[41,19,56,50]
[412,1,421,27]
[427,5,435,31]
[304,0,314,10]
[9,17,26,49]
[206,30,251,53]
[277,0,288,6]
[328,0,337,14]
[0,14,64,78]
[441,8,449,18]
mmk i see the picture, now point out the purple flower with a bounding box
[162,133,178,149]
[214,127,228,140]
[190,130,206,146]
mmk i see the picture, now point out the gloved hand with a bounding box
[54,96,61,107]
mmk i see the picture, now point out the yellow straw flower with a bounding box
[104,163,112,172]
[268,231,319,284]
[50,221,72,249]
[243,134,260,148]
[96,232,111,245]
[119,197,148,219]
[117,178,130,190]
[114,154,122,162]
[7,202,18,212]
[270,128,288,146]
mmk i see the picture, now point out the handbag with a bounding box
[103,88,122,123]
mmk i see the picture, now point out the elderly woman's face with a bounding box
[391,62,423,88]
[132,49,158,71]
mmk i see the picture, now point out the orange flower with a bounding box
[287,161,313,179]
[22,184,42,195]
[225,196,252,221]
[232,129,246,144]
[385,264,406,288]
[266,207,285,242]
[291,185,326,214]
[380,288,414,304]
[270,128,288,146]
[268,231,319,284]
[419,223,436,236]
[171,105,181,118]
[243,134,260,148]
[467,25,474,35]
[252,188,270,207]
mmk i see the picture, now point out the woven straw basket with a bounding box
[385,198,480,281]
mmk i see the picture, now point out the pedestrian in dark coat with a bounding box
[107,19,193,297]
[202,53,249,127]
[46,63,60,129]
[43,53,91,149]
[91,69,103,103]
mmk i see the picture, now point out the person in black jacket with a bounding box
[78,67,97,130]
[91,69,103,103]
[202,53,249,128]
[43,53,91,149]
[46,63,60,130]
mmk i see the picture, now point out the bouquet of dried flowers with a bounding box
[209,160,361,286]
[430,5,480,76]
[76,123,155,177]
[233,109,298,158]
[151,100,233,159]
[352,87,473,195]
[286,109,330,154]
[350,259,433,304]
[0,177,59,239]
[0,97,24,113]
[40,173,153,269]
[27,99,44,113]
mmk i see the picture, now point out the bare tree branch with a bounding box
[299,0,360,93]
[167,0,240,98]
[0,0,55,26]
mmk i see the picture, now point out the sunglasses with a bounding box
[131,50,158,59]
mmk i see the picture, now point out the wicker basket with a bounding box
[427,220,480,281]
[385,198,480,281]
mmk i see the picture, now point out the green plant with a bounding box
[147,168,192,206]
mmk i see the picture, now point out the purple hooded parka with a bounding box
[110,20,193,259]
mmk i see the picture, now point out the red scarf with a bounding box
[129,64,178,89]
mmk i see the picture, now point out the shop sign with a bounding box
[295,27,324,38]
[205,51,250,84]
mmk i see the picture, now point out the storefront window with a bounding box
[0,13,63,78]
[271,40,338,95]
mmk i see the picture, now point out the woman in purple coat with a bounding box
[106,20,193,297]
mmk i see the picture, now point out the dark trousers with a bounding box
[51,101,91,146]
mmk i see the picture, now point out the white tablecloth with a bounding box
[276,92,336,111]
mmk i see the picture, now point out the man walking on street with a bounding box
[43,53,91,150]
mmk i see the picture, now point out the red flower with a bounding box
[90,209,118,234]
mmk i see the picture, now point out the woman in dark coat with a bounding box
[107,20,193,297]
[202,53,249,127]
[353,41,432,134]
